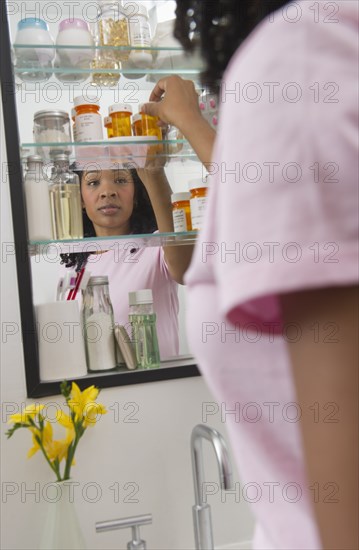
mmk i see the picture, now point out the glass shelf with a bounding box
[21,139,196,168]
[29,230,197,257]
[12,44,203,81]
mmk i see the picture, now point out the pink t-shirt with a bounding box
[79,244,179,359]
[185,1,358,548]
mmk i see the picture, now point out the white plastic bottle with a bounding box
[55,18,95,83]
[24,156,53,241]
[125,2,153,68]
[14,18,55,82]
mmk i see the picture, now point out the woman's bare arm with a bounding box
[280,285,359,550]
[137,166,193,285]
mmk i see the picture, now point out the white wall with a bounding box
[0,73,254,550]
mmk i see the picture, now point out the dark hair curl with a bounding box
[174,0,290,91]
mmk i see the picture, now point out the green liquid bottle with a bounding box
[129,289,160,369]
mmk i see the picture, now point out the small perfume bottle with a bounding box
[129,289,160,369]
[48,153,84,240]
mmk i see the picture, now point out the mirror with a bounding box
[1,0,204,396]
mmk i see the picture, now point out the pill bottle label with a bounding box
[190,197,207,230]
[75,113,103,142]
[172,209,188,232]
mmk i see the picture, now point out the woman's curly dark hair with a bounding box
[60,168,157,270]
[174,0,290,91]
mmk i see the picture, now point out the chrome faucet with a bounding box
[191,424,233,550]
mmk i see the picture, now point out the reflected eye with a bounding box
[86,179,100,187]
[114,177,129,185]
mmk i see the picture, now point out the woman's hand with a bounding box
[142,75,203,132]
[142,75,217,166]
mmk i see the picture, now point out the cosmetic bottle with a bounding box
[129,289,160,369]
[24,155,53,241]
[49,153,83,240]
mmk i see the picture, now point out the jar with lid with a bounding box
[82,276,117,372]
[33,110,72,159]
[189,178,208,231]
[48,153,84,240]
[98,1,130,62]
[171,192,192,232]
[124,2,153,69]
[129,289,160,369]
[109,103,133,137]
[24,155,53,241]
[55,19,95,83]
[14,18,55,82]
[74,96,103,142]
[91,0,130,86]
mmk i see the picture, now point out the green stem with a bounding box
[37,439,62,482]
[63,433,82,481]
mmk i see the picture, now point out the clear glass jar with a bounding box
[14,18,55,82]
[91,0,130,86]
[48,153,84,240]
[82,276,117,372]
[98,1,130,62]
[33,110,72,158]
[129,289,160,369]
[55,18,95,83]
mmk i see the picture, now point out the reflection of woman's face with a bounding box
[81,169,135,237]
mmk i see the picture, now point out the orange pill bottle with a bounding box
[74,96,103,142]
[189,179,208,230]
[109,103,133,137]
[138,103,162,140]
[104,116,114,138]
[71,108,77,141]
[171,192,192,232]
[132,113,143,136]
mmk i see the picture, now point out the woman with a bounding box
[143,1,358,548]
[61,166,193,359]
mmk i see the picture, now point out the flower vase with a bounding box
[39,481,87,550]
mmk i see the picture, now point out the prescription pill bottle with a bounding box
[171,192,192,232]
[189,179,208,230]
[132,113,143,136]
[138,103,162,140]
[109,103,133,137]
[104,116,114,138]
[74,96,103,142]
[71,108,77,141]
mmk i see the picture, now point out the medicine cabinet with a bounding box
[1,0,204,397]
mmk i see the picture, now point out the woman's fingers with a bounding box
[148,78,168,102]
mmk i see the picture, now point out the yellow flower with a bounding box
[83,402,108,427]
[56,411,76,443]
[28,421,53,458]
[28,422,72,464]
[68,382,107,425]
[9,404,45,425]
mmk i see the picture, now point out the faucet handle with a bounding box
[96,513,152,550]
